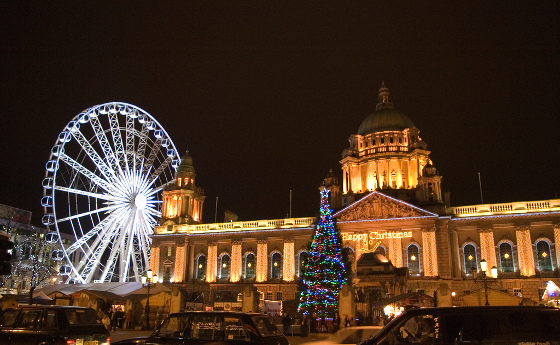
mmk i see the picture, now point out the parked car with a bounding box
[359,306,560,344]
[0,305,111,345]
[112,311,289,345]
[300,326,383,345]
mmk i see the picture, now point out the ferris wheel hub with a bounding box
[134,193,147,210]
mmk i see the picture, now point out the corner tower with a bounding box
[161,151,206,224]
[340,83,441,206]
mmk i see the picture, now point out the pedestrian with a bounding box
[345,315,351,327]
[333,313,341,332]
[125,308,132,329]
[282,313,292,335]
[300,315,308,337]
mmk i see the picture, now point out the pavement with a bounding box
[109,329,331,344]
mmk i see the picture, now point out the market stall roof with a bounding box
[36,282,171,298]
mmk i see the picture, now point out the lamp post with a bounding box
[141,269,157,330]
[475,259,498,306]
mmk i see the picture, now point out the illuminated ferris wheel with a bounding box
[41,102,179,283]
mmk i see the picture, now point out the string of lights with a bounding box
[298,189,347,317]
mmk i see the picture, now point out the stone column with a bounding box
[388,237,403,267]
[515,226,535,277]
[478,227,496,277]
[450,230,462,278]
[256,240,268,282]
[422,227,438,276]
[283,239,295,282]
[206,243,217,283]
[231,241,242,282]
[187,243,195,282]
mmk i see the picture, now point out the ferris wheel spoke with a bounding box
[99,209,135,282]
[90,115,120,174]
[142,138,163,174]
[72,224,116,280]
[54,185,120,202]
[149,156,172,183]
[59,153,111,191]
[57,204,122,223]
[108,112,127,171]
[136,123,149,168]
[64,209,122,255]
[79,224,121,282]
[72,130,117,181]
[126,114,135,169]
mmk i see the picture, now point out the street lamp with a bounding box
[474,260,498,306]
[141,269,157,330]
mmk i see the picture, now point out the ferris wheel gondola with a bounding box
[42,102,179,283]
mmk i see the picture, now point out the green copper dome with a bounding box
[357,83,415,135]
[177,151,195,174]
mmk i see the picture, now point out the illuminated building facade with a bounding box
[151,84,560,308]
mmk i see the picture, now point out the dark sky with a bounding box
[1,2,559,225]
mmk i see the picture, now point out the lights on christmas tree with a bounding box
[298,188,347,317]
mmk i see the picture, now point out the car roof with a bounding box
[405,306,559,313]
[168,311,268,317]
[6,305,94,310]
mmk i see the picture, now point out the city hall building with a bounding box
[149,84,560,311]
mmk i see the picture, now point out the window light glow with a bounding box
[230,243,242,282]
[206,244,217,283]
[283,240,295,282]
[256,241,267,282]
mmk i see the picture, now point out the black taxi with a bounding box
[0,305,110,345]
[113,311,289,345]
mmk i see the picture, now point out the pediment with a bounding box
[334,191,436,221]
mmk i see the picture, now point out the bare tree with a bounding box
[0,204,60,303]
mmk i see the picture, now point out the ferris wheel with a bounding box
[41,102,179,283]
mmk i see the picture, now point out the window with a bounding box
[536,240,553,271]
[20,309,42,329]
[0,309,19,327]
[167,246,172,257]
[271,252,282,278]
[224,316,247,340]
[298,251,309,277]
[276,292,282,301]
[392,313,436,343]
[539,288,547,301]
[196,255,206,280]
[514,288,522,297]
[499,242,514,272]
[407,244,420,274]
[220,254,231,279]
[376,246,386,257]
[245,253,255,279]
[266,292,273,300]
[190,315,222,340]
[463,244,477,274]
[44,309,57,328]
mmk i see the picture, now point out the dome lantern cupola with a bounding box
[376,81,394,110]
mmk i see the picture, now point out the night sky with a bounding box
[1,3,559,225]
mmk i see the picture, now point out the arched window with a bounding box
[407,244,420,274]
[220,254,230,279]
[196,255,206,280]
[377,246,386,258]
[298,251,309,277]
[463,244,477,274]
[536,241,553,271]
[499,243,514,272]
[245,253,256,279]
[271,252,282,278]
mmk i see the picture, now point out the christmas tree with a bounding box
[298,188,347,317]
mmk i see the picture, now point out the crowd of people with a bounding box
[98,307,133,331]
